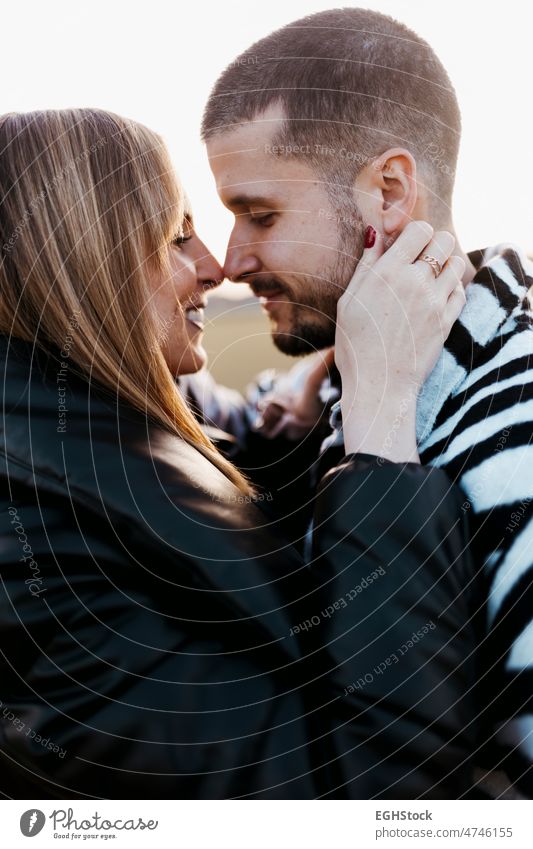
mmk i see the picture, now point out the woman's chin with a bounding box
[174,344,208,376]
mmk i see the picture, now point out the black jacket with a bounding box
[0,335,479,798]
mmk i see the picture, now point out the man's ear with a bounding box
[356,148,418,237]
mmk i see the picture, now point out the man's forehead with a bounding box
[206,126,283,189]
[206,104,286,158]
[207,113,317,204]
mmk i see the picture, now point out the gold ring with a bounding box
[419,254,442,278]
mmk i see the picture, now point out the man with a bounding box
[201,8,533,795]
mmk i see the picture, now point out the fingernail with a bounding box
[364,225,376,248]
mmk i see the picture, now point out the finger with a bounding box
[356,225,387,273]
[322,347,336,366]
[342,225,386,299]
[413,230,456,279]
[264,411,295,439]
[444,282,467,331]
[254,401,286,433]
[383,220,434,266]
[304,348,336,393]
[434,255,466,299]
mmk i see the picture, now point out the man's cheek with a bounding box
[289,245,323,279]
[270,242,303,272]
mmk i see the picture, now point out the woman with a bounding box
[0,109,477,799]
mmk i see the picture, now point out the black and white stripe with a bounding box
[417,245,533,788]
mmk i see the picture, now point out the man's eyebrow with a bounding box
[222,193,277,210]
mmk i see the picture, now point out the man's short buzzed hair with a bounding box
[202,8,461,213]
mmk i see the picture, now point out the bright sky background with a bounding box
[5,0,533,297]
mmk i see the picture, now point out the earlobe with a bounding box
[353,148,418,239]
[377,149,418,237]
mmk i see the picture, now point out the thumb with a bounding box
[358,225,386,272]
[342,225,386,301]
[337,224,386,304]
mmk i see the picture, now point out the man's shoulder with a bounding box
[419,310,533,468]
[419,240,533,459]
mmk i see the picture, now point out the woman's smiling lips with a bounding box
[184,303,206,331]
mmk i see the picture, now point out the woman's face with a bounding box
[150,217,223,376]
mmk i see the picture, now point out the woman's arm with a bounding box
[301,226,478,797]
[308,453,479,798]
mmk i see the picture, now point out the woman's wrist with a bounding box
[341,386,421,464]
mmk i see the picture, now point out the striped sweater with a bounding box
[417,245,533,791]
[327,244,533,791]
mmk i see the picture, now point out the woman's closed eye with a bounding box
[173,215,195,248]
[173,234,193,248]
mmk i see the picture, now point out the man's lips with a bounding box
[249,284,287,304]
[259,291,287,312]
[260,291,285,301]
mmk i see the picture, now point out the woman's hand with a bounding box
[335,221,466,463]
[255,349,335,440]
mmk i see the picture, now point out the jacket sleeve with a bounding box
[307,453,480,799]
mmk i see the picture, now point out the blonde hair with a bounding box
[0,108,251,493]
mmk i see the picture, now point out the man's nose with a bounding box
[223,244,261,284]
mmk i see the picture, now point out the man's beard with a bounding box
[271,285,340,356]
[269,217,365,356]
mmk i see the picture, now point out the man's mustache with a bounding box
[245,277,290,298]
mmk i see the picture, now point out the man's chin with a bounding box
[272,332,313,356]
[272,324,336,356]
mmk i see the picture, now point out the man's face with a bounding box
[207,113,364,355]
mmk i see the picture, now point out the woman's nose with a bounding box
[195,240,224,290]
